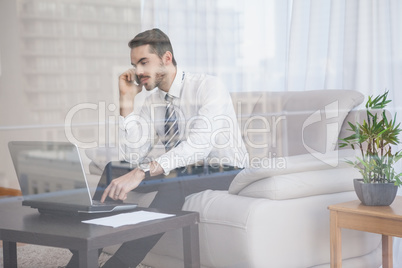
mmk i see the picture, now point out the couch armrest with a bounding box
[237,167,359,200]
[229,149,358,197]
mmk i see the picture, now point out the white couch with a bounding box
[87,90,382,268]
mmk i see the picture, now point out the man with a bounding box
[103,28,248,202]
[66,28,248,268]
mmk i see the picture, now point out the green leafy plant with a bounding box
[339,91,402,186]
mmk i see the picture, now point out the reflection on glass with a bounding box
[10,141,92,206]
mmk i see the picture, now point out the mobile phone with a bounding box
[134,74,140,86]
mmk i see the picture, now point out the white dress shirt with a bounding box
[119,67,249,174]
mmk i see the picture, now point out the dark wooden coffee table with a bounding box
[0,197,200,268]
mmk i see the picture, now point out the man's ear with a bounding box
[163,51,173,65]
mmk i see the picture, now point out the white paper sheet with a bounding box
[82,210,175,228]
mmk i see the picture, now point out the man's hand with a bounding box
[100,168,145,202]
[119,68,142,117]
[100,161,164,203]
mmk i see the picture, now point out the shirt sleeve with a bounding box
[155,76,235,174]
[118,99,157,166]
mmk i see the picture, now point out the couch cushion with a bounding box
[282,90,364,156]
[240,90,364,159]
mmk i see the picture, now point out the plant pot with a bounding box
[353,179,398,206]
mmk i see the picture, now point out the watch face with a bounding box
[139,163,151,172]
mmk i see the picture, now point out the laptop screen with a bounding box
[8,141,93,206]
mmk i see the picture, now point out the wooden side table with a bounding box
[328,196,402,268]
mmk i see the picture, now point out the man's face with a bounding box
[130,44,167,91]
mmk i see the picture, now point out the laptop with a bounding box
[8,141,137,215]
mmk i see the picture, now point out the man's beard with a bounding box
[153,71,165,89]
[145,62,166,90]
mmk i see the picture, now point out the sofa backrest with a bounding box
[230,90,364,160]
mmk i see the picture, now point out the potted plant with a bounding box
[339,90,402,206]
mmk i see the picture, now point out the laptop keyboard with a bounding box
[92,200,117,206]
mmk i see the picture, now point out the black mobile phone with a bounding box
[134,74,140,86]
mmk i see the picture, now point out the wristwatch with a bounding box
[138,164,150,178]
[141,169,150,178]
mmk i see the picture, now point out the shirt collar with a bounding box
[159,67,184,100]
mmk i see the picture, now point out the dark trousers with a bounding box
[69,161,241,267]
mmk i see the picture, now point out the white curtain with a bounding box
[141,0,243,90]
[140,0,402,107]
[139,1,402,263]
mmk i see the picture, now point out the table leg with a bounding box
[182,224,200,268]
[78,249,99,268]
[3,241,17,268]
[330,211,342,268]
[382,235,393,268]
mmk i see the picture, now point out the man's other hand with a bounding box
[119,68,142,117]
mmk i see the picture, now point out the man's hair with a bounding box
[128,28,177,66]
